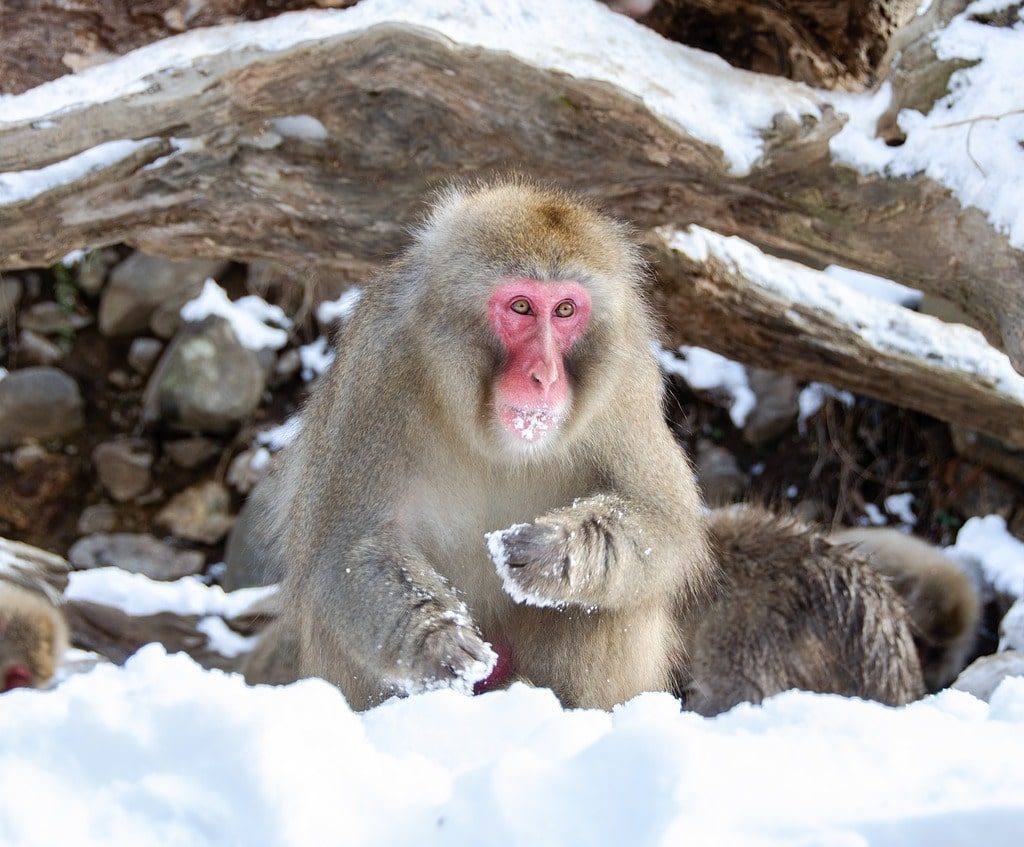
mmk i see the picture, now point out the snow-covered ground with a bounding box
[2,1,1023,843]
[1,646,1023,846]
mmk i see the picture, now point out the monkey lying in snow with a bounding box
[679,509,925,715]
[0,583,68,693]
[239,180,925,711]
[831,527,981,691]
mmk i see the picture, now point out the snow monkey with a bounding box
[831,527,981,691]
[242,180,924,711]
[0,583,68,693]
[248,180,714,709]
[679,508,925,715]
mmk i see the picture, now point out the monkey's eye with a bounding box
[554,300,576,318]
[510,298,533,315]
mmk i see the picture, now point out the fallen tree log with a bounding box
[0,2,1021,390]
[0,0,358,96]
[647,226,1024,448]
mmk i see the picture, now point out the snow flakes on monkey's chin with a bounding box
[500,407,561,444]
[487,525,567,610]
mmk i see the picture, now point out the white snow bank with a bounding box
[0,0,823,175]
[1000,599,1024,652]
[316,286,362,325]
[950,515,1024,597]
[655,344,756,427]
[829,1,1024,247]
[823,264,924,308]
[65,568,277,618]
[797,382,855,432]
[298,336,335,381]
[142,136,204,171]
[256,415,304,451]
[180,278,291,350]
[270,115,328,141]
[885,493,918,527]
[864,503,888,527]
[663,225,1024,403]
[0,139,153,206]
[1,646,1023,846]
[196,616,259,657]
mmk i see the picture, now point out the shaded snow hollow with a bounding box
[1,647,1023,846]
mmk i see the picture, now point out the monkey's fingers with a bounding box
[405,615,498,696]
[488,522,582,609]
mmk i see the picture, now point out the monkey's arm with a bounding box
[490,492,687,610]
[300,525,497,694]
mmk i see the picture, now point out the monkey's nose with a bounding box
[530,358,560,390]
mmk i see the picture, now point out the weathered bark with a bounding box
[0,0,357,95]
[63,600,208,665]
[647,227,1024,448]
[0,6,1021,395]
[875,0,975,144]
[641,0,921,89]
[0,536,70,600]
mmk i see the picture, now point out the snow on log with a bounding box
[0,0,1021,371]
[647,224,1024,447]
[0,536,70,601]
[0,537,276,668]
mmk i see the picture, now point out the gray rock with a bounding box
[18,329,64,366]
[165,437,220,469]
[76,248,120,296]
[952,652,1024,702]
[127,337,164,375]
[92,439,154,502]
[142,317,266,433]
[99,252,228,337]
[69,532,204,580]
[696,439,749,506]
[0,367,84,448]
[20,301,92,335]
[742,368,800,445]
[11,444,48,472]
[0,277,23,320]
[77,503,118,535]
[155,480,234,544]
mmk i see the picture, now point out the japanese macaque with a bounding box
[246,180,713,709]
[831,527,981,691]
[0,583,68,693]
[242,180,925,712]
[679,508,925,715]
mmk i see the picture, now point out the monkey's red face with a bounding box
[487,278,591,445]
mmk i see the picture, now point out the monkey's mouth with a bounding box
[499,406,563,443]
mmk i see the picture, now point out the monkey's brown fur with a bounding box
[678,508,926,715]
[831,527,980,691]
[0,583,69,692]
[244,181,927,713]
[246,180,714,709]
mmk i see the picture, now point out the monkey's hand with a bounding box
[488,495,644,609]
[395,607,498,696]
